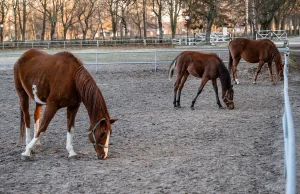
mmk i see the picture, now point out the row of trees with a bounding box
[0,0,299,42]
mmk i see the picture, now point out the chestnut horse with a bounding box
[168,51,234,110]
[14,48,116,160]
[228,38,284,84]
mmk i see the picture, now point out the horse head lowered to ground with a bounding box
[14,48,117,160]
[169,51,234,110]
[228,38,284,84]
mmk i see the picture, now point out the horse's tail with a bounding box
[168,56,178,80]
[20,108,25,138]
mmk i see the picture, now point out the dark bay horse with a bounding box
[14,48,117,160]
[228,38,284,84]
[169,51,234,110]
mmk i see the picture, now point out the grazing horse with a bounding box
[14,48,117,160]
[168,51,234,110]
[228,38,284,84]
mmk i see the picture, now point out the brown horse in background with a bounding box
[228,38,284,84]
[169,51,234,110]
[14,48,117,160]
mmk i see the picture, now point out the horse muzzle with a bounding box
[97,153,108,160]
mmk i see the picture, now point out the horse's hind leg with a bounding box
[22,104,58,158]
[176,72,189,107]
[17,89,31,146]
[66,105,80,159]
[191,77,209,109]
[267,61,275,84]
[232,58,241,84]
[173,74,183,107]
[34,104,43,146]
[211,79,223,108]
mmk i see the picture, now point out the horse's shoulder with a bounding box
[54,51,83,66]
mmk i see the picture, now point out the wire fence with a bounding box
[0,47,296,193]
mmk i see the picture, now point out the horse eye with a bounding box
[100,132,106,138]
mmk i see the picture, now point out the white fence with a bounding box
[256,30,288,41]
[283,51,296,194]
[172,32,230,46]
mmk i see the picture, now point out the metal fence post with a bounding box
[154,51,157,72]
[96,53,98,72]
[283,51,296,194]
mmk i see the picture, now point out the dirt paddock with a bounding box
[0,50,300,193]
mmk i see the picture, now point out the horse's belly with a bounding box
[241,53,259,63]
[188,66,203,78]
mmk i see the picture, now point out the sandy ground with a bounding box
[0,49,299,193]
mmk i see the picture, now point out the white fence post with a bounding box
[283,51,296,194]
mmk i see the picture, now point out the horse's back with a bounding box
[14,49,83,107]
[177,51,222,78]
[229,38,275,63]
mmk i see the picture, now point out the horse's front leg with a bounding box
[211,79,223,108]
[267,62,275,84]
[22,104,58,159]
[34,104,43,147]
[253,60,265,84]
[66,105,80,159]
[191,77,209,110]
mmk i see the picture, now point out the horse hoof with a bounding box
[190,107,195,110]
[21,155,31,161]
[68,154,77,161]
[252,82,257,84]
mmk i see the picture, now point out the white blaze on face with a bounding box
[32,85,46,105]
[104,131,110,158]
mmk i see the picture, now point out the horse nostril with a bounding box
[98,154,108,160]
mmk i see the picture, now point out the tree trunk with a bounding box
[143,0,147,38]
[205,4,216,44]
[21,0,26,41]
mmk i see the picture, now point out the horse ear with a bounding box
[110,119,118,124]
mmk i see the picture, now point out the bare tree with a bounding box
[0,0,10,42]
[167,0,182,38]
[152,0,165,39]
[131,0,143,38]
[77,0,97,40]
[60,0,77,40]
[17,0,30,41]
[183,0,221,43]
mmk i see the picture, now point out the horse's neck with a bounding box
[80,89,110,126]
[218,70,231,96]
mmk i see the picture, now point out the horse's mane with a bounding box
[217,58,231,89]
[270,45,283,74]
[74,65,109,121]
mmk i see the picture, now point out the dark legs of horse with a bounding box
[22,104,58,158]
[211,79,223,108]
[173,72,189,108]
[253,60,265,84]
[66,105,80,158]
[191,77,209,110]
